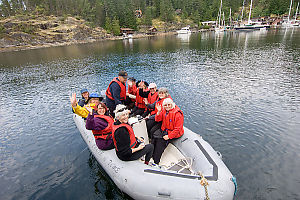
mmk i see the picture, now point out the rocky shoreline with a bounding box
[0,15,209,53]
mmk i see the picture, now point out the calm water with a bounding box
[1,28,300,200]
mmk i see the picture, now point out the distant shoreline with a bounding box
[0,32,171,53]
[0,30,213,53]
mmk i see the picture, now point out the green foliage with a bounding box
[112,18,120,35]
[12,23,37,34]
[143,7,153,26]
[0,0,297,30]
[0,24,5,37]
[105,17,112,33]
[160,0,174,22]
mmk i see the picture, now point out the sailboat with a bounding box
[215,0,225,32]
[234,0,270,31]
[282,0,299,27]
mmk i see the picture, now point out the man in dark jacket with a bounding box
[105,70,128,117]
[78,88,89,107]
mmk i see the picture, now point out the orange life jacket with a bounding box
[112,123,137,151]
[92,115,114,140]
[106,77,126,101]
[135,89,147,109]
[161,105,184,136]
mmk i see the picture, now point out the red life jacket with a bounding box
[106,77,126,101]
[92,115,114,140]
[112,123,137,151]
[161,105,184,137]
[128,84,137,102]
[135,89,147,109]
[148,92,158,105]
[128,84,137,95]
[151,96,172,115]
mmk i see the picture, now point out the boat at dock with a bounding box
[176,26,192,34]
[73,113,237,199]
[234,0,270,31]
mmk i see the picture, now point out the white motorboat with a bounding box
[73,114,237,199]
[176,26,192,34]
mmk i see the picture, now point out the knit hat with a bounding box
[114,104,130,120]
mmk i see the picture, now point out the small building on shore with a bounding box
[147,27,158,35]
[120,28,134,35]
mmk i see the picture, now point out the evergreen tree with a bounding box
[105,16,112,33]
[112,17,120,35]
[143,6,153,25]
[160,0,174,22]
[1,0,12,16]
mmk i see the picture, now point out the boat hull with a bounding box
[73,114,236,199]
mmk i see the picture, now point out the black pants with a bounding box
[151,137,168,164]
[141,109,151,118]
[124,98,135,110]
[132,106,145,116]
[125,144,154,162]
[146,119,162,139]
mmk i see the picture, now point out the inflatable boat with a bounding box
[73,114,237,199]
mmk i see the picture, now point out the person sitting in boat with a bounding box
[145,87,171,139]
[85,102,115,150]
[152,98,184,164]
[124,77,137,109]
[78,88,89,107]
[112,104,154,165]
[70,92,103,119]
[105,70,128,117]
[131,80,149,116]
[137,82,158,118]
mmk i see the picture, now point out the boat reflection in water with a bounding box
[177,32,191,43]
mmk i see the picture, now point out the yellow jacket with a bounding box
[72,103,96,118]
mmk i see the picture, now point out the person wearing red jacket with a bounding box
[145,87,171,139]
[139,82,159,118]
[131,80,149,116]
[124,77,137,109]
[152,98,184,164]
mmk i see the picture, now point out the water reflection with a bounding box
[177,33,191,43]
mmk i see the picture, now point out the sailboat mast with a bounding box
[230,8,232,27]
[241,0,245,21]
[248,0,253,24]
[288,0,293,22]
[295,2,299,21]
[218,0,223,27]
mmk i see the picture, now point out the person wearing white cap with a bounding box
[112,104,154,165]
[138,82,158,118]
[152,98,184,164]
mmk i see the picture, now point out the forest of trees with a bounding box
[0,0,299,31]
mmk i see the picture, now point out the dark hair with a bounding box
[95,102,108,114]
[136,80,149,88]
